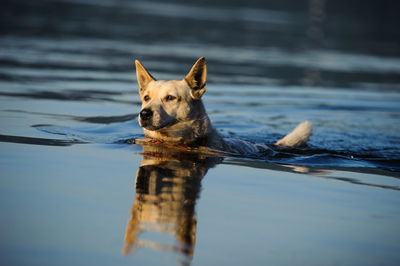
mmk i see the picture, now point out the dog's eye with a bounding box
[143,95,150,102]
[165,95,176,101]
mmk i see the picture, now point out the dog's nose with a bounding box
[140,108,153,120]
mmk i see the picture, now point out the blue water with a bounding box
[1,0,400,265]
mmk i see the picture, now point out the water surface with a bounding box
[1,0,400,265]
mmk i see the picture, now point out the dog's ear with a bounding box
[135,60,156,92]
[185,57,207,100]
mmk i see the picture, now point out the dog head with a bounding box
[135,57,209,142]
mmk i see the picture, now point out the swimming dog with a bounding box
[134,57,312,155]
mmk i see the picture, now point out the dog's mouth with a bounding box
[139,117,179,131]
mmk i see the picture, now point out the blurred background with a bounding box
[1,0,399,89]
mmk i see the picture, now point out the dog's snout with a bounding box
[140,108,153,120]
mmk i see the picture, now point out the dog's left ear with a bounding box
[185,57,207,100]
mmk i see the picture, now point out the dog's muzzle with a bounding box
[139,108,153,121]
[139,107,178,130]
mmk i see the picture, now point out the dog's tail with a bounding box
[275,120,312,147]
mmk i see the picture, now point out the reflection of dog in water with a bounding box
[134,57,312,155]
[123,145,220,259]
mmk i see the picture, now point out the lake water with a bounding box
[1,0,400,265]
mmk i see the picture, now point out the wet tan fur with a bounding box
[135,57,312,153]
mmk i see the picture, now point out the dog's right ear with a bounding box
[135,60,155,93]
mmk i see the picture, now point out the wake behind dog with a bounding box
[133,57,312,155]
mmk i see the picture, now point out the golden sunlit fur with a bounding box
[135,57,312,153]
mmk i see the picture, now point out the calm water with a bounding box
[1,0,400,265]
